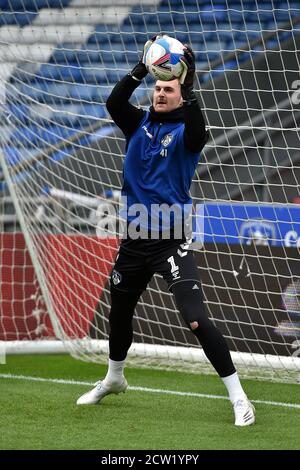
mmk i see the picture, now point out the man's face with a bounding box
[153,79,182,113]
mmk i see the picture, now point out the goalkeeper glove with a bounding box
[179,45,195,87]
[130,34,162,81]
[129,61,148,82]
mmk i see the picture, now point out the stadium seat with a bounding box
[0,11,38,26]
[38,64,85,83]
[0,0,70,9]
[2,0,299,170]
[11,124,79,148]
[4,146,41,167]
[50,44,78,64]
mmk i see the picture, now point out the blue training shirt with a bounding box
[121,111,201,233]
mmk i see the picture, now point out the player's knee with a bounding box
[179,307,202,331]
[190,321,199,330]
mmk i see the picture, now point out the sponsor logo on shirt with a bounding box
[142,125,153,139]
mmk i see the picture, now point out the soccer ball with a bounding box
[144,35,185,81]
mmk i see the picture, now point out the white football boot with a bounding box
[76,378,128,405]
[233,398,255,426]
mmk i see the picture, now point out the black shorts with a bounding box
[110,237,201,293]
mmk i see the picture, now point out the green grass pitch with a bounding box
[0,354,299,450]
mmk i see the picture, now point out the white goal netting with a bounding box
[0,0,300,382]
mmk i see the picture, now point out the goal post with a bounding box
[1,0,300,382]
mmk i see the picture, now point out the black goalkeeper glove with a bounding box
[179,44,197,102]
[130,34,162,81]
[130,61,148,81]
[180,44,195,86]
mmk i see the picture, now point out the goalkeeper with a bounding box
[77,37,255,426]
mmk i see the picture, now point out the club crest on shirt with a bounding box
[112,269,122,285]
[161,133,173,147]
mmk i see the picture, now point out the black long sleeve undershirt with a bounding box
[106,75,145,138]
[106,74,208,153]
[183,97,208,153]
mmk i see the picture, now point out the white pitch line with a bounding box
[1,373,300,410]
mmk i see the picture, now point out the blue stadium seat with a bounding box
[11,124,79,148]
[4,146,41,167]
[82,67,113,84]
[17,82,73,103]
[266,38,280,50]
[6,104,30,124]
[154,12,175,25]
[0,0,70,9]
[72,46,106,63]
[6,103,106,128]
[0,11,38,26]
[117,26,148,44]
[50,44,78,64]
[38,64,85,83]
[68,84,112,103]
[273,10,293,23]
[88,34,112,46]
[75,104,106,119]
[234,31,259,44]
[204,41,226,52]
[111,31,146,45]
[87,24,120,45]
[10,82,110,105]
[123,14,144,27]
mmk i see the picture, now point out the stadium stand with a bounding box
[0,0,299,175]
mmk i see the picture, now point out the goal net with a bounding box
[1,0,300,382]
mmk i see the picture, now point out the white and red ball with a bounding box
[144,35,185,81]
